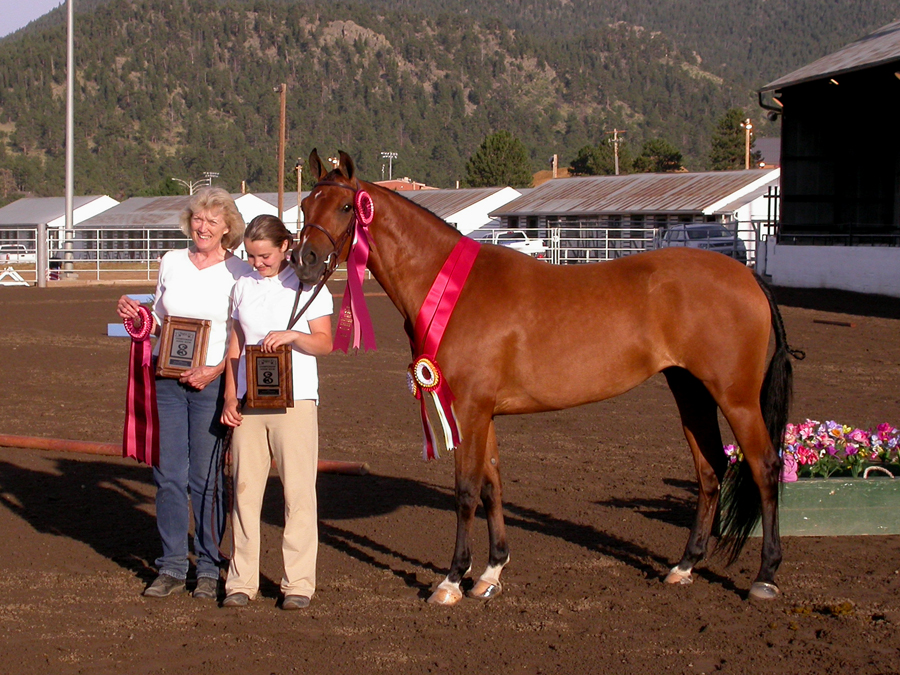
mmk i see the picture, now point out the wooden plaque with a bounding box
[245,344,293,409]
[155,315,211,378]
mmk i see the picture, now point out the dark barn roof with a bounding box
[762,19,900,91]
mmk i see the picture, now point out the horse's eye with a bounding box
[342,203,353,213]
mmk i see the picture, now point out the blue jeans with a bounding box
[153,376,227,580]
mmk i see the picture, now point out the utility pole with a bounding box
[740,118,753,169]
[380,151,398,180]
[295,158,303,232]
[274,83,287,219]
[62,0,75,280]
[605,129,625,175]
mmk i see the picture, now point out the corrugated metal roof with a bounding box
[248,192,303,210]
[491,170,778,217]
[78,196,192,229]
[403,187,507,219]
[761,19,900,91]
[0,196,107,225]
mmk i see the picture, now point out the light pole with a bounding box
[740,118,753,170]
[171,175,216,195]
[380,151,398,180]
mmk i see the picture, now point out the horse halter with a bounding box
[286,180,374,330]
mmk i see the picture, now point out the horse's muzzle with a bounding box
[290,242,326,285]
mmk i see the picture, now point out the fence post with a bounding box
[36,223,47,288]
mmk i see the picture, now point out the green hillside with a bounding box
[0,0,894,202]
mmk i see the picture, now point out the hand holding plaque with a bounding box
[156,316,211,378]
[245,344,293,409]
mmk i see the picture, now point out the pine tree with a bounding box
[708,108,750,171]
[633,139,683,173]
[464,131,533,188]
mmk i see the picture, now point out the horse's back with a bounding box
[456,246,772,413]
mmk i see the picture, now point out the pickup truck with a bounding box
[490,230,548,259]
[0,244,37,264]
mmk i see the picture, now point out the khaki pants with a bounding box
[225,400,318,598]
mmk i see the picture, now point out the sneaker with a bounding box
[222,592,249,608]
[142,574,186,598]
[281,595,310,610]
[193,576,219,600]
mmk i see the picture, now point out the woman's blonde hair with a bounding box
[179,186,245,250]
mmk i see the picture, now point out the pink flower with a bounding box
[781,453,798,482]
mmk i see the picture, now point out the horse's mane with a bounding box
[360,179,461,235]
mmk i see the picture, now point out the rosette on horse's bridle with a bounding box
[290,183,376,353]
[122,305,159,466]
[409,236,480,460]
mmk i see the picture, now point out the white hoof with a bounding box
[467,579,502,600]
[427,579,463,605]
[664,566,693,585]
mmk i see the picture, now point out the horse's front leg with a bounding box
[427,412,490,606]
[468,419,509,600]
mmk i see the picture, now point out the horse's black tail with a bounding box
[717,275,805,564]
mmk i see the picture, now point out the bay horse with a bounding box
[293,149,802,606]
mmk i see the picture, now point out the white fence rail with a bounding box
[1,222,771,286]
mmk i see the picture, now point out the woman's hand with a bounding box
[221,397,243,427]
[116,295,143,325]
[179,364,221,391]
[261,330,299,352]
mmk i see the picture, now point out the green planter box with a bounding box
[751,478,900,536]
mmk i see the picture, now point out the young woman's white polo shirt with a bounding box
[232,266,333,402]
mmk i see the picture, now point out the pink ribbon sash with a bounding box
[333,191,377,353]
[123,306,159,466]
[412,236,481,459]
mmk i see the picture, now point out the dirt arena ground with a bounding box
[0,279,899,674]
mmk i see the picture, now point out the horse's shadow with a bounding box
[0,455,736,597]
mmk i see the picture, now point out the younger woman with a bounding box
[220,215,333,610]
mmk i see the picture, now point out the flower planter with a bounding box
[751,477,900,536]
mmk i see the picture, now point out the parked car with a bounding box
[0,244,37,264]
[657,223,747,263]
[490,230,548,259]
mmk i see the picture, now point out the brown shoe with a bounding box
[281,595,310,610]
[192,576,219,600]
[142,574,186,598]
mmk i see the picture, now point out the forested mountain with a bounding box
[0,0,894,201]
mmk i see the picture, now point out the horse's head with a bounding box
[291,148,361,285]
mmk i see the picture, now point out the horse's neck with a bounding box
[365,192,460,326]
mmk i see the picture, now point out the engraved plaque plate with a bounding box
[245,344,293,409]
[156,316,211,378]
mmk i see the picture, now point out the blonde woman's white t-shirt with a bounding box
[232,266,333,402]
[153,248,252,366]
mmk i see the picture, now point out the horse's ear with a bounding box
[309,149,328,181]
[337,151,356,182]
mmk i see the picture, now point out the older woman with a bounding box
[117,187,251,599]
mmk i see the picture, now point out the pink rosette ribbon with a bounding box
[333,189,377,353]
[411,236,480,460]
[122,305,159,466]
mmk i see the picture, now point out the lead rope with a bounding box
[214,426,234,565]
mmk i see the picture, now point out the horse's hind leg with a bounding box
[663,368,727,585]
[468,419,510,600]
